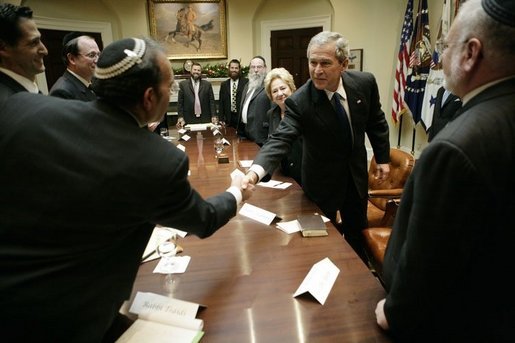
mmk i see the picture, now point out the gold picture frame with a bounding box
[147,0,227,60]
[348,49,363,71]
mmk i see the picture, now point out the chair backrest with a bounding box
[368,148,415,211]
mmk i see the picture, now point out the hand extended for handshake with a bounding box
[230,171,258,202]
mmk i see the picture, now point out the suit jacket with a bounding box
[0,71,27,103]
[382,78,515,342]
[218,76,248,127]
[254,71,390,214]
[0,93,237,342]
[178,78,215,124]
[49,70,96,101]
[238,83,272,145]
[267,103,303,185]
[427,86,462,141]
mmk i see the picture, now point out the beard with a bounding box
[248,71,265,89]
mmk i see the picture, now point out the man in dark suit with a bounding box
[0,3,48,102]
[0,37,253,342]
[376,0,515,341]
[177,62,216,124]
[218,59,248,128]
[427,86,462,141]
[243,32,390,261]
[238,56,272,145]
[49,32,99,101]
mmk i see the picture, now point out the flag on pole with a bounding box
[404,0,431,125]
[421,0,452,131]
[391,0,414,124]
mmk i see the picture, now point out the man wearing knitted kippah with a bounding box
[0,37,254,342]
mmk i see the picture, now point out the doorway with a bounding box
[270,27,322,88]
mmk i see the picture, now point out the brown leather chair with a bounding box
[363,148,415,282]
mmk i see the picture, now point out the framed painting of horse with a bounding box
[147,0,227,60]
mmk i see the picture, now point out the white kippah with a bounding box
[94,38,146,79]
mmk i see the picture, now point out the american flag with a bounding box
[391,0,413,124]
[405,0,431,124]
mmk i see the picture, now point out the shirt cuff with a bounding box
[226,186,242,205]
[248,164,266,182]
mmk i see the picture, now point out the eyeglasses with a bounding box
[80,51,101,59]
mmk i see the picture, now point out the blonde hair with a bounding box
[264,67,296,100]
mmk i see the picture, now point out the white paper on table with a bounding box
[238,160,253,168]
[115,319,203,343]
[222,138,231,145]
[276,220,301,234]
[257,179,292,189]
[293,257,340,305]
[153,255,191,274]
[185,123,208,131]
[177,128,187,134]
[212,129,221,136]
[180,134,191,141]
[176,144,186,152]
[238,203,276,226]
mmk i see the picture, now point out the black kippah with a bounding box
[95,38,146,79]
[482,0,515,27]
[62,31,85,46]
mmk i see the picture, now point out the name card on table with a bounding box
[239,203,276,225]
[179,134,191,141]
[293,257,340,305]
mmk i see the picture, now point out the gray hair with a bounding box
[307,31,350,63]
[456,0,515,63]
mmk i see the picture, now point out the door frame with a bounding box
[34,16,113,93]
[260,15,331,70]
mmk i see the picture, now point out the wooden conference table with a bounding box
[131,126,391,342]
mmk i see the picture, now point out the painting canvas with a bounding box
[147,0,227,60]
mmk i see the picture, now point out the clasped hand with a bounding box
[231,174,255,202]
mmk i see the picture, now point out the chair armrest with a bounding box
[368,188,403,199]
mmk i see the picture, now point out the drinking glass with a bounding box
[156,230,178,271]
[160,127,169,137]
[214,136,224,157]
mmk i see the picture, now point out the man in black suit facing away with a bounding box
[49,32,100,101]
[243,31,390,261]
[376,0,515,341]
[218,59,248,128]
[0,37,253,342]
[0,3,48,102]
[427,86,462,141]
[177,62,216,125]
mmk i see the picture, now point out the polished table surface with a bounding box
[131,127,391,342]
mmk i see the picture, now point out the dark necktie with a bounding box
[231,81,237,112]
[332,93,353,149]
